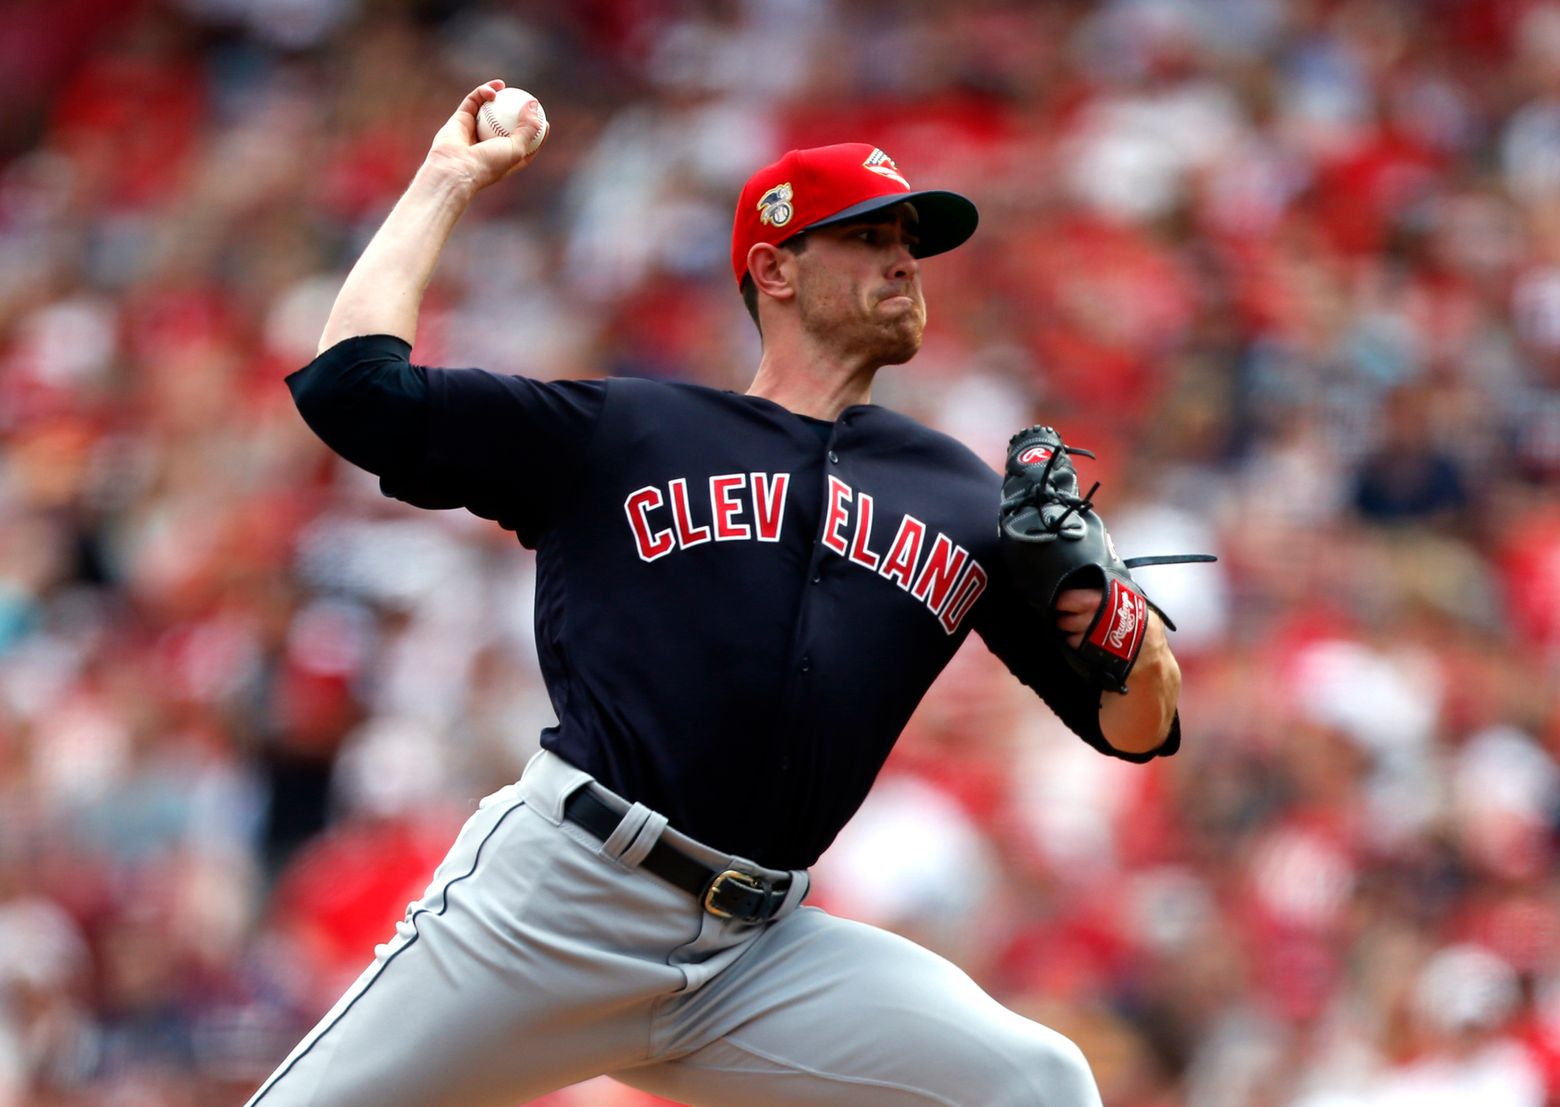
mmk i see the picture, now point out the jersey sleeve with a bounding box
[287,334,607,546]
[971,568,1181,763]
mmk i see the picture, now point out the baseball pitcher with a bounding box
[246,80,1204,1107]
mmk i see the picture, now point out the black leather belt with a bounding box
[562,787,791,923]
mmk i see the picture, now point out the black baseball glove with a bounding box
[999,425,1215,694]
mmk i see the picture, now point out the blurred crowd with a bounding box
[4,0,1560,1103]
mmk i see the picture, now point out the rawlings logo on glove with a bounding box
[1097,580,1145,655]
[998,425,1215,694]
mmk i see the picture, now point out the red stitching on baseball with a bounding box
[479,102,512,138]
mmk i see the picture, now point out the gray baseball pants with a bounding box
[245,749,1104,1107]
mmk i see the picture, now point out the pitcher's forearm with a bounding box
[1098,630,1180,755]
[318,167,478,353]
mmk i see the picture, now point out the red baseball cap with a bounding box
[730,143,978,285]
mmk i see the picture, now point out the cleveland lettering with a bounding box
[623,473,986,633]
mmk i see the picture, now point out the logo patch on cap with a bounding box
[863,148,909,188]
[757,182,795,228]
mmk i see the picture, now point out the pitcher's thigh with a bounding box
[246,798,677,1107]
[621,908,1104,1107]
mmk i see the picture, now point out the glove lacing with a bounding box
[1000,443,1100,539]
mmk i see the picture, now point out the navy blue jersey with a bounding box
[289,335,1178,869]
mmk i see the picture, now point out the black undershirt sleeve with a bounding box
[286,333,608,546]
[286,334,430,482]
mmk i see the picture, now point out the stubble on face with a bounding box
[794,253,926,368]
[865,286,925,366]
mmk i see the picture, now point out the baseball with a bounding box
[476,87,548,154]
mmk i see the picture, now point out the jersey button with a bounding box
[811,573,821,584]
[800,656,812,673]
[827,450,839,464]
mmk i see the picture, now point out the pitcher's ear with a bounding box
[747,242,796,302]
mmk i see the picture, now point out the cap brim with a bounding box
[800,189,979,258]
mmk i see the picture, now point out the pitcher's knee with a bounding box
[988,1025,1101,1107]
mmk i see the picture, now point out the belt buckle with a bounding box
[703,868,766,920]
